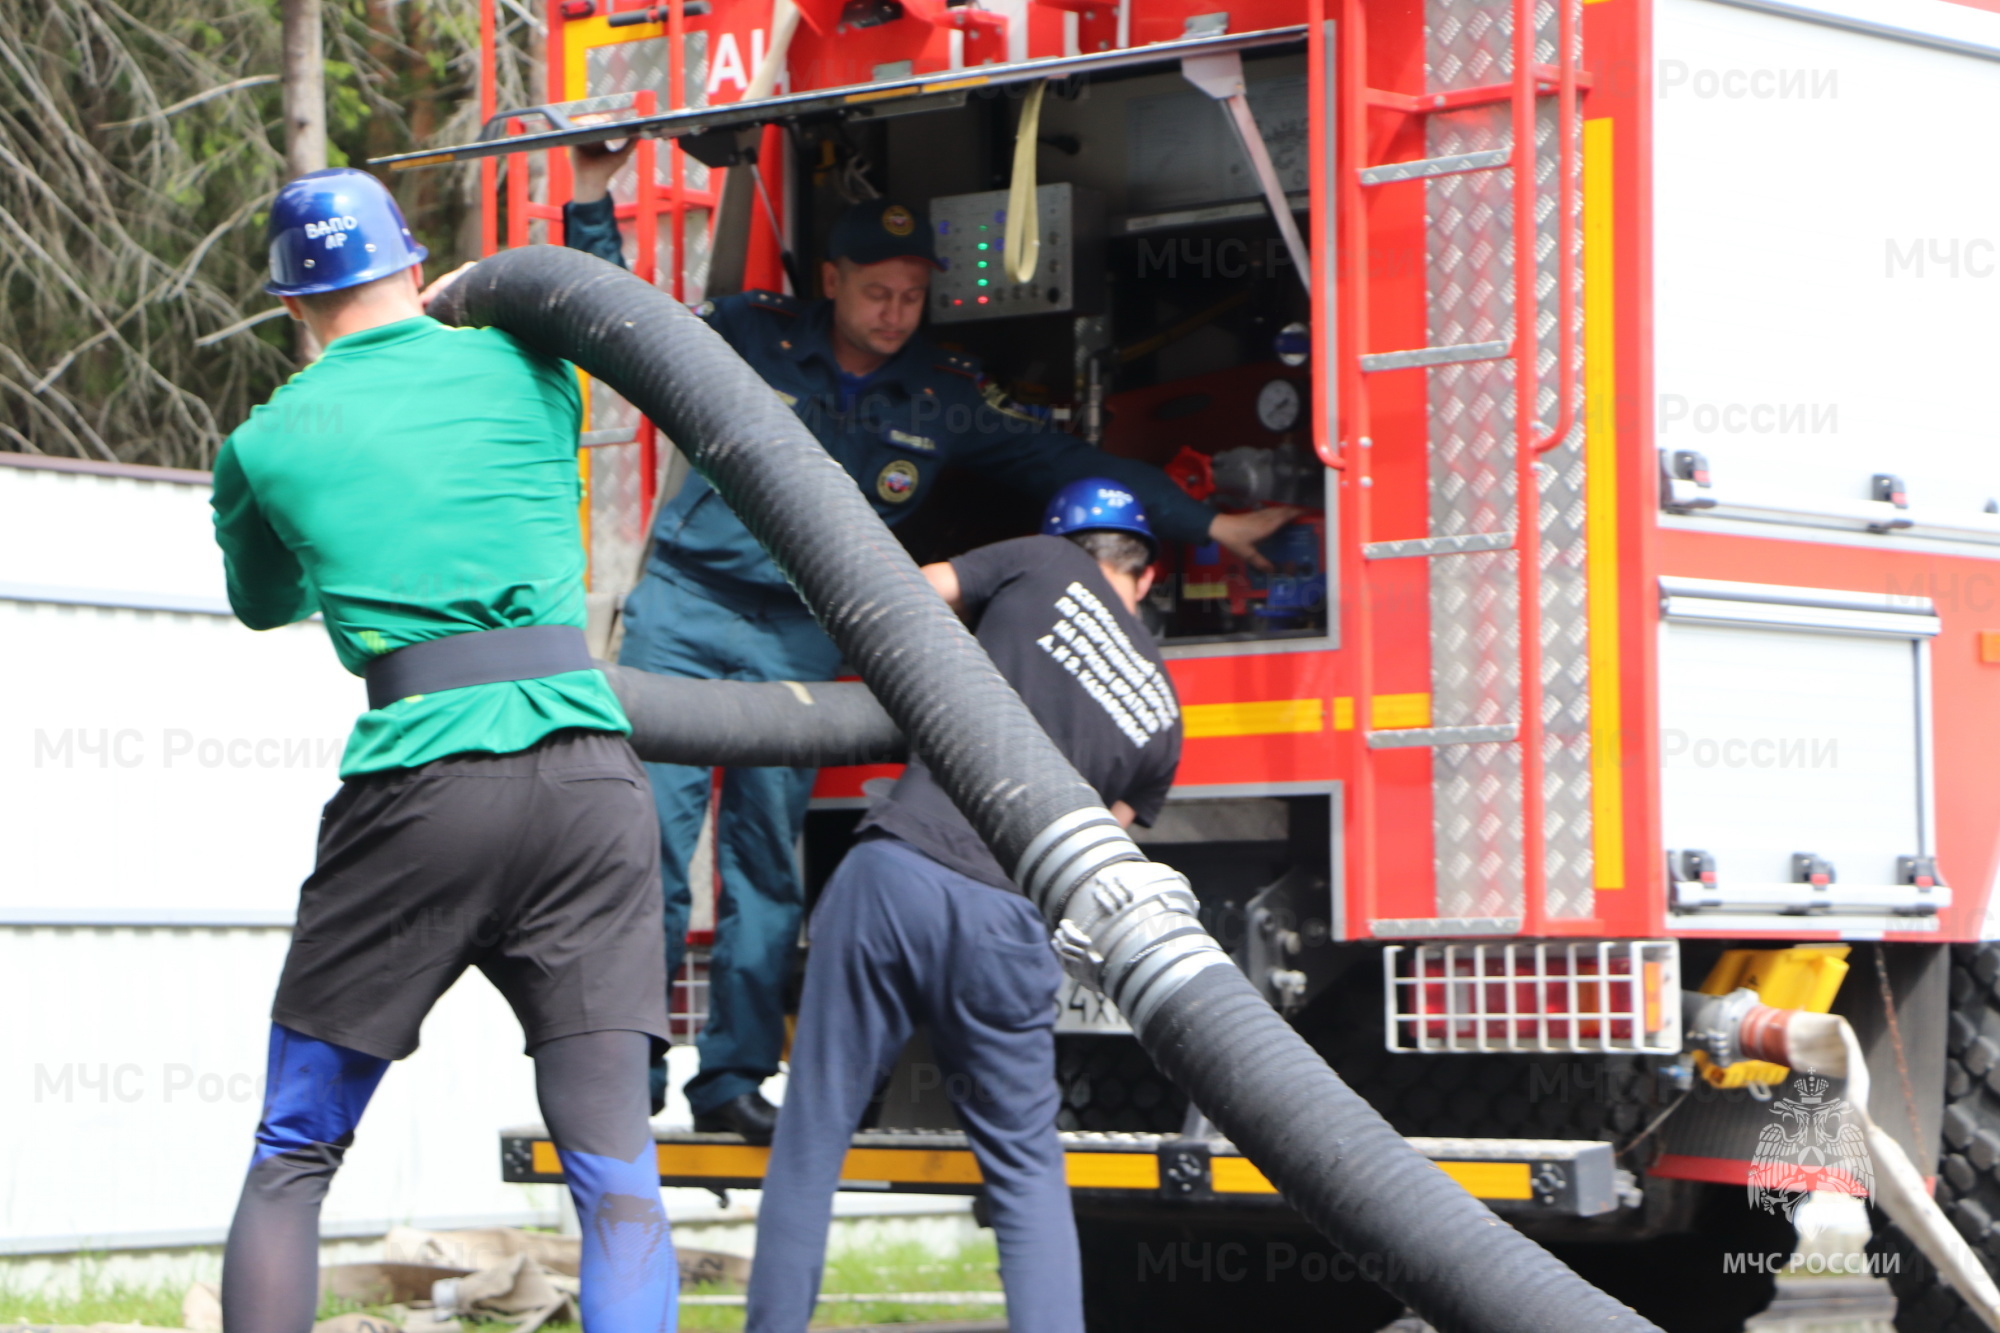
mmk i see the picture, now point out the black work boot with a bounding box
[693,1090,780,1145]
[648,1054,669,1117]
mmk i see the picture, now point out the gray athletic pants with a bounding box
[744,833,1081,1333]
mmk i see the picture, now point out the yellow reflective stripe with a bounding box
[1369,692,1431,729]
[1583,116,1625,890]
[1183,698,1325,738]
[622,1141,1155,1190]
[1330,693,1432,731]
[1210,1157,1277,1194]
[1436,1160,1533,1200]
[656,1142,770,1177]
[539,1138,1542,1204]
[1066,1153,1159,1190]
[842,1147,985,1184]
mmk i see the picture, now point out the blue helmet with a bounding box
[1042,478,1157,559]
[265,168,428,297]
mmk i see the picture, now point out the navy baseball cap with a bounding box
[828,200,940,268]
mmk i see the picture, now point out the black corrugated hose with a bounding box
[603,665,904,767]
[431,247,1660,1333]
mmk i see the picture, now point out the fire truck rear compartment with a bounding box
[795,45,1327,646]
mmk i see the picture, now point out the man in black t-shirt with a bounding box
[743,481,1183,1333]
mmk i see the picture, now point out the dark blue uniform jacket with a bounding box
[564,196,1214,610]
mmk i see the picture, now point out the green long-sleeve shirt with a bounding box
[211,315,628,777]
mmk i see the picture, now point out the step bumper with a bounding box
[499,1128,1625,1217]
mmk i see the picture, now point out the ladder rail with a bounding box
[1533,0,1580,459]
[1335,0,1584,939]
[1510,0,1548,937]
[1333,0,1378,931]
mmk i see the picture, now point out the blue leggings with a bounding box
[222,1024,675,1333]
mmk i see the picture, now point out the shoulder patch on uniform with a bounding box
[744,289,800,315]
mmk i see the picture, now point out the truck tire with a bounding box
[1541,1184,1792,1333]
[1057,1035,1187,1134]
[1869,942,2000,1331]
[1301,958,1791,1331]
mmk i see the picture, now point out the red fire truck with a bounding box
[382,0,2000,1325]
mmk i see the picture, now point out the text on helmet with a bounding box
[304,216,362,242]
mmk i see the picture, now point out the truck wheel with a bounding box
[1542,1183,1791,1333]
[1869,943,2000,1331]
[1056,1035,1187,1133]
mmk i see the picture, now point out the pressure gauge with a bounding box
[1256,378,1301,433]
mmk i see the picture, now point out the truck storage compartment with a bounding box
[1658,577,1947,930]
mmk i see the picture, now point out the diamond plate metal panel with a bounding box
[584,35,712,257]
[1423,0,1591,922]
[589,375,642,446]
[1536,11,1594,921]
[588,440,650,596]
[580,34,712,577]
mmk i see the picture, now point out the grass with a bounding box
[0,1259,188,1328]
[0,1237,1003,1332]
[676,1236,1005,1331]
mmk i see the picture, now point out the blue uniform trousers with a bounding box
[745,834,1081,1333]
[617,571,842,1115]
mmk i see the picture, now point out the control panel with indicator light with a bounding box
[928,183,1102,324]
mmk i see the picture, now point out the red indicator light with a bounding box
[561,0,596,16]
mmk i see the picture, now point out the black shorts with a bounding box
[272,729,669,1061]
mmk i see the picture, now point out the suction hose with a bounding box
[603,665,905,767]
[431,247,1660,1333]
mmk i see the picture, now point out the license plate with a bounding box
[1054,976,1131,1033]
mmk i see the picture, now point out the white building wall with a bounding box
[0,460,559,1250]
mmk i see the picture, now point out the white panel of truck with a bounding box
[1661,622,1922,884]
[1654,0,2000,517]
[1656,576,1945,930]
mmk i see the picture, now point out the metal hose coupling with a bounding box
[1051,859,1232,1033]
[1682,987,1763,1067]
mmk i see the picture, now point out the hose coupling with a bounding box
[1682,987,1764,1067]
[1054,859,1231,1032]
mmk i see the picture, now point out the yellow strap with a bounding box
[1004,82,1048,284]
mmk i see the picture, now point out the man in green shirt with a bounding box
[212,169,678,1333]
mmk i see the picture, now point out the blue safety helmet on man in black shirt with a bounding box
[265,168,429,298]
[1041,477,1158,560]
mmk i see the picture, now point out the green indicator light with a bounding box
[977,278,988,286]
[977,261,988,268]
[977,242,989,250]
